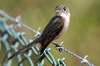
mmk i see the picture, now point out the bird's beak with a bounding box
[55,10,60,13]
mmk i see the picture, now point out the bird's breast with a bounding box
[55,15,70,39]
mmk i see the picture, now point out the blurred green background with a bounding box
[0,0,100,66]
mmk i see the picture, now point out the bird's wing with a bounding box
[39,16,64,54]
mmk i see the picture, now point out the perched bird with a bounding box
[8,5,70,60]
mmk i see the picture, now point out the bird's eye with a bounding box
[63,7,66,11]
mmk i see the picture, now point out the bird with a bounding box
[8,5,71,60]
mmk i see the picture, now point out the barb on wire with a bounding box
[0,10,94,66]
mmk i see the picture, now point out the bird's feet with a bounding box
[55,41,64,55]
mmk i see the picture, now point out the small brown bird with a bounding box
[8,5,70,60]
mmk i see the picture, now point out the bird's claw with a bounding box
[55,41,64,55]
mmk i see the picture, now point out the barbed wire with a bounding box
[0,18,66,66]
[0,10,94,66]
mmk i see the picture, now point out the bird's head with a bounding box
[55,5,70,17]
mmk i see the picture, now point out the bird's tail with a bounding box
[8,38,40,60]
